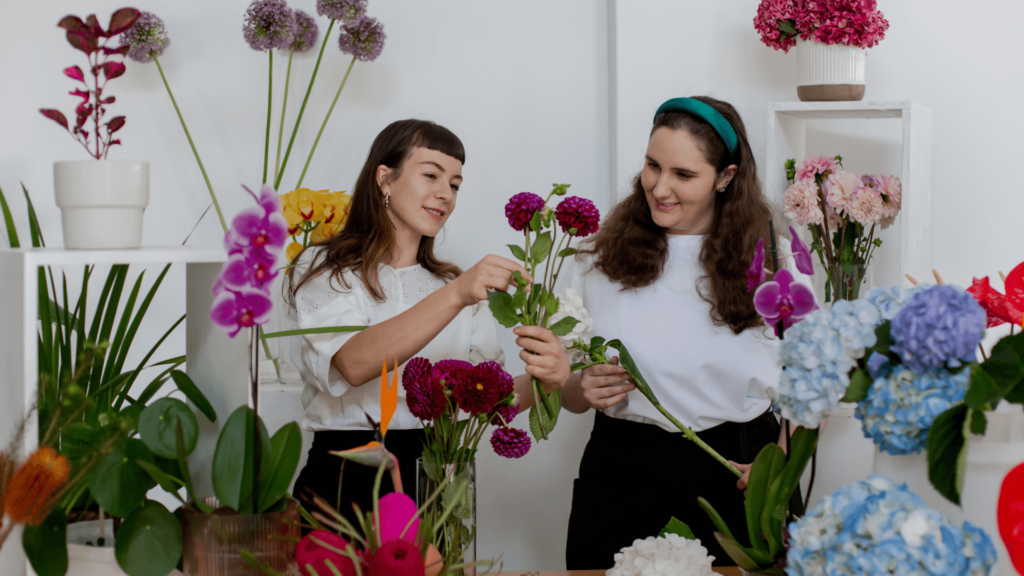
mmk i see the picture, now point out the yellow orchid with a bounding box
[286,241,303,264]
[279,188,325,235]
[310,191,352,243]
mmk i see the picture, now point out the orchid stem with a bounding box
[274,49,294,184]
[295,56,356,190]
[153,55,227,231]
[652,401,742,477]
[276,19,336,191]
[263,50,273,185]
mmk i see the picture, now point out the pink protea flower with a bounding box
[795,154,839,182]
[789,226,814,275]
[377,492,420,545]
[824,169,860,213]
[753,268,818,336]
[490,427,531,459]
[754,0,799,52]
[554,196,600,237]
[783,179,823,225]
[846,185,886,225]
[296,531,362,576]
[405,375,447,421]
[747,238,766,292]
[505,192,545,232]
[210,285,273,338]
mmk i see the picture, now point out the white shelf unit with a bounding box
[0,246,253,576]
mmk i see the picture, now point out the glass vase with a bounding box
[181,498,301,576]
[827,262,871,302]
[416,458,476,576]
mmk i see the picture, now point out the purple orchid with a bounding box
[747,238,766,292]
[789,226,814,276]
[753,268,818,336]
[210,285,274,338]
[225,184,289,259]
[213,251,278,293]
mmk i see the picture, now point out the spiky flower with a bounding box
[119,11,170,63]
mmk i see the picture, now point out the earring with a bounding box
[717,186,727,193]
[384,195,390,207]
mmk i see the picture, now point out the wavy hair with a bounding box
[582,96,776,334]
[289,119,464,302]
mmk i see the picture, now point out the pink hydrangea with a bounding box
[783,179,823,225]
[795,154,839,182]
[754,0,799,52]
[846,185,886,225]
[795,0,890,49]
[824,169,860,213]
[876,174,902,223]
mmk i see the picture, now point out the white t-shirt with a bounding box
[288,248,505,431]
[565,234,780,433]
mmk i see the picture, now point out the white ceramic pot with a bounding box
[795,38,867,102]
[54,160,149,249]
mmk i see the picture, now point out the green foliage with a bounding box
[139,398,199,459]
[841,368,872,403]
[115,501,182,576]
[212,406,272,514]
[22,511,68,576]
[87,438,156,517]
[658,517,695,540]
[927,404,969,506]
[257,422,303,512]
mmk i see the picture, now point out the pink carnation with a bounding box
[824,169,860,213]
[846,185,886,225]
[796,0,890,49]
[783,179,823,225]
[795,154,839,182]
[754,0,799,52]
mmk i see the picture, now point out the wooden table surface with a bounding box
[495,568,742,576]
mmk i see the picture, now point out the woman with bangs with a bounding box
[287,119,569,527]
[560,97,797,568]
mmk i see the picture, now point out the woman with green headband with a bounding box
[559,96,795,568]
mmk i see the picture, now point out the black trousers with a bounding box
[566,410,795,570]
[292,428,426,531]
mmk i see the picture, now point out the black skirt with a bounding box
[292,428,426,531]
[565,410,795,570]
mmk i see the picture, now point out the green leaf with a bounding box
[872,322,892,354]
[842,369,873,402]
[744,444,785,553]
[135,460,186,504]
[965,365,1000,410]
[927,403,969,506]
[507,244,527,261]
[714,532,759,571]
[0,184,21,248]
[528,210,542,232]
[658,517,695,540]
[531,232,553,264]
[761,426,818,557]
[175,419,212,514]
[528,404,544,442]
[778,19,798,35]
[139,398,199,459]
[115,501,182,576]
[550,183,571,196]
[557,247,578,258]
[982,342,1023,389]
[88,438,155,518]
[22,510,67,576]
[512,286,527,310]
[23,182,45,247]
[606,339,659,404]
[261,326,367,338]
[544,293,559,316]
[487,290,520,328]
[213,406,271,513]
[258,422,302,513]
[970,410,988,436]
[548,316,579,337]
[169,370,217,423]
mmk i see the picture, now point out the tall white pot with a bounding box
[54,160,149,249]
[795,38,867,102]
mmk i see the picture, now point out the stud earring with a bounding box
[384,195,390,207]
[717,186,727,193]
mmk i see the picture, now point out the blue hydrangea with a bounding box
[865,285,912,321]
[787,475,997,576]
[856,367,969,455]
[890,285,986,374]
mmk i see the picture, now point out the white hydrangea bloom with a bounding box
[606,534,716,576]
[547,288,594,361]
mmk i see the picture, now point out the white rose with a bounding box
[547,288,594,360]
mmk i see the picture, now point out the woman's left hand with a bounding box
[730,460,753,491]
[514,326,570,393]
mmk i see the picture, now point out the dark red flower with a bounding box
[554,195,600,237]
[488,399,520,426]
[402,357,431,387]
[367,539,424,576]
[405,375,447,421]
[1007,262,1024,326]
[999,462,1024,575]
[967,276,1021,328]
[431,360,472,388]
[475,360,514,397]
[490,427,531,459]
[504,192,545,232]
[451,368,501,414]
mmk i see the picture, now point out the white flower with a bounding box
[606,534,716,576]
[547,288,594,361]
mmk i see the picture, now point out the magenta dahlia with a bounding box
[554,196,600,237]
[451,368,501,414]
[405,375,447,421]
[504,192,545,232]
[403,357,432,387]
[431,360,472,388]
[474,360,514,397]
[489,400,520,426]
[490,427,531,459]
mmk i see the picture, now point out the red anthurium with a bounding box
[1007,262,1024,325]
[968,276,1020,328]
[998,462,1024,574]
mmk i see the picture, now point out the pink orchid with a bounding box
[377,492,420,545]
[753,269,818,335]
[747,238,766,292]
[789,226,814,276]
[225,184,289,259]
[209,285,273,338]
[213,251,278,293]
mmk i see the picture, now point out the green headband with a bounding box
[654,97,739,159]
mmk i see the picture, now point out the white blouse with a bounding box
[565,234,780,433]
[288,248,505,432]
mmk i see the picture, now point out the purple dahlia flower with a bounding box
[490,427,531,459]
[554,196,600,237]
[505,192,544,232]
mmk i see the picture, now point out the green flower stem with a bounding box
[651,401,742,477]
[295,55,357,190]
[274,49,295,184]
[152,55,226,231]
[263,50,273,184]
[275,19,336,191]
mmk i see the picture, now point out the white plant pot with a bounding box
[54,160,149,249]
[795,38,867,102]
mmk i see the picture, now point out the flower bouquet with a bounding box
[782,155,902,301]
[489,184,600,441]
[754,0,890,53]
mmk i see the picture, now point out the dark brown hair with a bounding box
[289,119,464,301]
[582,96,776,334]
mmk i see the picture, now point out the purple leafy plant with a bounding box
[40,8,141,160]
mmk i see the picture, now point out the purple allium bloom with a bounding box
[747,237,766,292]
[338,15,385,62]
[406,375,447,421]
[490,427,531,459]
[890,285,987,374]
[554,196,600,237]
[754,268,818,335]
[505,192,545,232]
[290,9,319,52]
[243,0,297,52]
[489,399,520,426]
[789,226,814,276]
[119,11,170,63]
[210,285,273,338]
[316,0,366,22]
[403,357,432,387]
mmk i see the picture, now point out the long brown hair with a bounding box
[289,119,464,301]
[583,96,776,334]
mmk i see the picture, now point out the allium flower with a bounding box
[824,169,861,213]
[890,285,987,373]
[856,367,969,455]
[554,196,600,237]
[338,15,385,62]
[119,11,170,63]
[782,179,824,225]
[291,9,319,52]
[789,226,814,275]
[2,447,70,525]
[795,154,839,182]
[451,368,501,414]
[316,0,366,22]
[489,399,520,426]
[546,288,595,360]
[490,427,531,459]
[242,0,297,52]
[846,185,887,225]
[606,533,716,576]
[403,357,433,387]
[296,531,363,576]
[753,0,799,53]
[753,268,818,334]
[504,192,545,232]
[747,238,766,291]
[405,375,447,421]
[474,361,514,398]
[787,475,995,576]
[968,276,1021,328]
[210,285,274,338]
